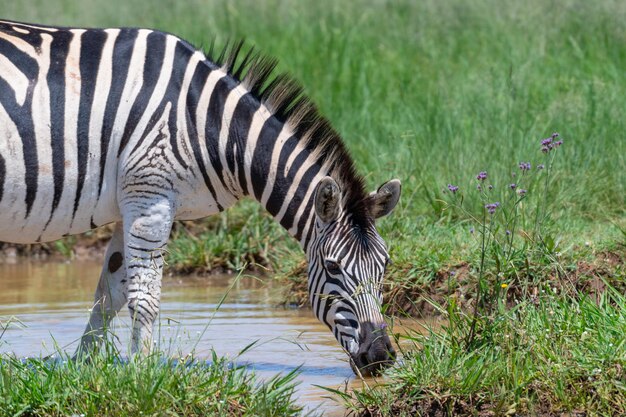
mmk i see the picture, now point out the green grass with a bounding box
[344,288,626,416]
[0,347,301,417]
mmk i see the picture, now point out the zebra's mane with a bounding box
[206,40,374,227]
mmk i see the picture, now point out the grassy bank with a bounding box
[345,288,626,416]
[0,347,301,417]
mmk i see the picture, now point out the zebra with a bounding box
[0,19,401,376]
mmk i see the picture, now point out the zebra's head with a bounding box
[308,176,401,376]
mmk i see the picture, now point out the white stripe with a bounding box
[194,67,236,209]
[0,54,29,106]
[73,29,120,229]
[3,21,58,32]
[0,31,39,58]
[243,105,272,197]
[260,126,292,207]
[12,26,29,34]
[0,104,26,241]
[46,29,84,237]
[217,84,248,196]
[175,50,203,168]
[298,208,317,250]
[24,33,53,237]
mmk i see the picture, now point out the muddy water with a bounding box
[0,261,435,415]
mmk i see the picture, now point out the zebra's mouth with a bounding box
[348,322,396,377]
[349,347,395,377]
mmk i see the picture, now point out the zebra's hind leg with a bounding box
[76,223,127,356]
[121,196,174,354]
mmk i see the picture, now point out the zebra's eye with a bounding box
[324,260,342,275]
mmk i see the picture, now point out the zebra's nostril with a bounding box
[358,351,369,366]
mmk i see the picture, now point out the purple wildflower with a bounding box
[517,189,527,196]
[485,202,500,215]
[506,230,511,236]
[450,270,456,276]
[488,185,493,190]
[477,184,482,191]
[476,171,488,181]
[510,183,517,190]
[541,133,562,153]
[470,227,475,234]
[519,162,531,171]
[447,184,459,193]
[537,164,545,170]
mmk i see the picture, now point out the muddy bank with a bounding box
[2,226,624,320]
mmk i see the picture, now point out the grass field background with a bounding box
[3,0,624,239]
[1,1,625,415]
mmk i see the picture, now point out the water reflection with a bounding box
[0,261,441,415]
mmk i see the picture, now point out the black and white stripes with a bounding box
[0,19,401,375]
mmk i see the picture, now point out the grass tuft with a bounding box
[348,288,626,416]
[0,347,302,417]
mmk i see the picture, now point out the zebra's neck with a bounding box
[191,64,330,251]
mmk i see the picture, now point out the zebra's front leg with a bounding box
[76,223,127,356]
[122,196,174,354]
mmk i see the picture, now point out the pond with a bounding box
[0,261,430,415]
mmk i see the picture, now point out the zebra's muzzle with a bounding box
[350,322,396,377]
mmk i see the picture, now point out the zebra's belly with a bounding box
[0,159,120,244]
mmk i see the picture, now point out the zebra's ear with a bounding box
[370,179,401,219]
[314,176,341,224]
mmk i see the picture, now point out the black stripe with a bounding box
[0,38,38,218]
[46,30,72,221]
[118,30,166,156]
[96,29,137,200]
[129,231,161,243]
[321,289,355,328]
[73,29,107,219]
[226,92,259,195]
[127,303,152,323]
[299,194,317,245]
[336,318,359,329]
[0,154,5,203]
[250,116,282,200]
[204,75,237,193]
[164,41,192,169]
[0,23,43,50]
[265,135,298,216]
[279,155,323,232]
[185,64,222,209]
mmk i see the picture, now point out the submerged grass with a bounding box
[0,348,301,417]
[347,288,626,416]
